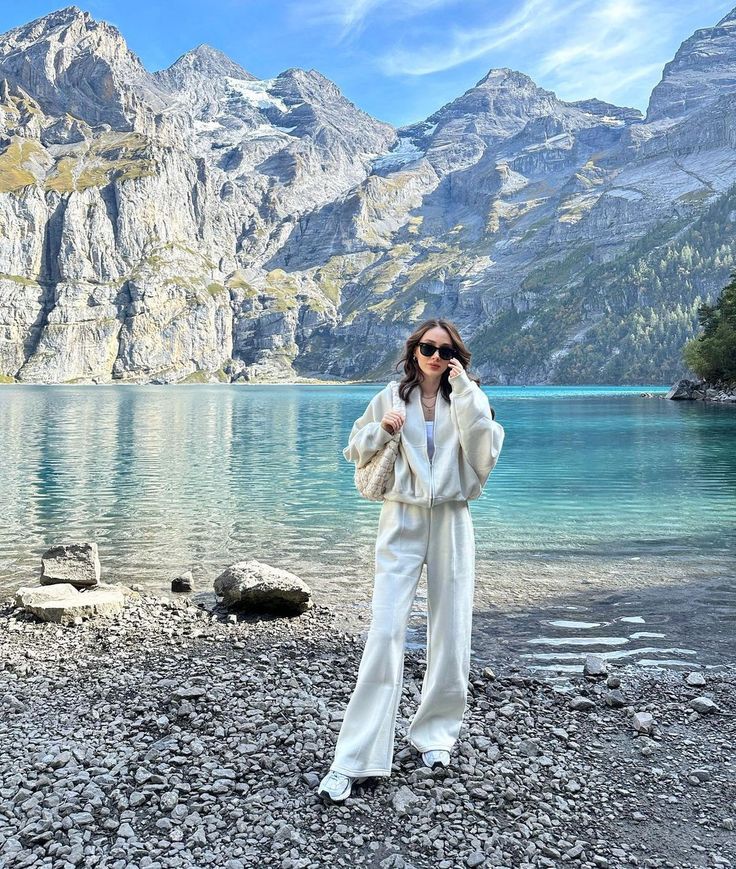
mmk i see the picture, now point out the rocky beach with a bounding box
[1,591,734,869]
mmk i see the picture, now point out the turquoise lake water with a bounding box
[1,383,734,671]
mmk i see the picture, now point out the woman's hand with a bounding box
[381,410,406,435]
[447,358,465,379]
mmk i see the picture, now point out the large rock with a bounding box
[15,583,79,608]
[665,378,706,400]
[40,542,101,588]
[665,378,736,402]
[213,560,312,615]
[15,582,126,624]
[690,695,719,715]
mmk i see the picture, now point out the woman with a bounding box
[318,318,505,802]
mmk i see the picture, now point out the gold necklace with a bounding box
[421,388,439,414]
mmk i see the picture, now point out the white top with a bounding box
[425,420,435,461]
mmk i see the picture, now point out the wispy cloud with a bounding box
[555,61,667,105]
[532,0,681,104]
[379,0,677,76]
[379,0,588,76]
[288,0,457,42]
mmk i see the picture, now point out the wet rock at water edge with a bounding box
[666,378,707,400]
[584,654,608,679]
[171,570,193,593]
[664,377,736,403]
[213,559,313,614]
[40,542,101,588]
[14,582,132,624]
[15,583,79,610]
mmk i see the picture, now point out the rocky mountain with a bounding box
[0,5,735,384]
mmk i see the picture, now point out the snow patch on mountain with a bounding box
[224,78,289,114]
[372,137,425,172]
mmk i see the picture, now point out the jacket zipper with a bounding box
[429,458,434,507]
[428,391,438,507]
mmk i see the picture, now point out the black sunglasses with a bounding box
[418,341,455,361]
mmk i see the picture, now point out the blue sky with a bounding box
[1,0,734,126]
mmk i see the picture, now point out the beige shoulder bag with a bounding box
[354,381,406,501]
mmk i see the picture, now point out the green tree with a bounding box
[682,272,736,383]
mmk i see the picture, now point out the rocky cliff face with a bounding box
[1,5,735,384]
[646,9,736,123]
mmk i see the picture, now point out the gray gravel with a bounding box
[1,592,735,869]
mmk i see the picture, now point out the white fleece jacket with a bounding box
[343,369,505,506]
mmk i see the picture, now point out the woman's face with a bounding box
[414,326,454,378]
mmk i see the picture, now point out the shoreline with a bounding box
[3,546,735,671]
[0,379,673,388]
[0,372,382,387]
[1,592,734,868]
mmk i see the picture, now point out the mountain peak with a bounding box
[0,5,167,130]
[48,5,86,17]
[27,5,89,28]
[271,67,344,103]
[1,5,109,45]
[0,5,126,55]
[192,43,227,58]
[161,43,256,83]
[474,68,544,92]
[716,7,736,26]
[278,67,333,86]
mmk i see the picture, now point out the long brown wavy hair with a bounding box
[394,319,480,404]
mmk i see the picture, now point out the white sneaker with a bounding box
[317,769,368,802]
[422,749,450,769]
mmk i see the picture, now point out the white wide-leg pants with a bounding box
[329,498,475,778]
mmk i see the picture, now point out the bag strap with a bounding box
[390,380,405,410]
